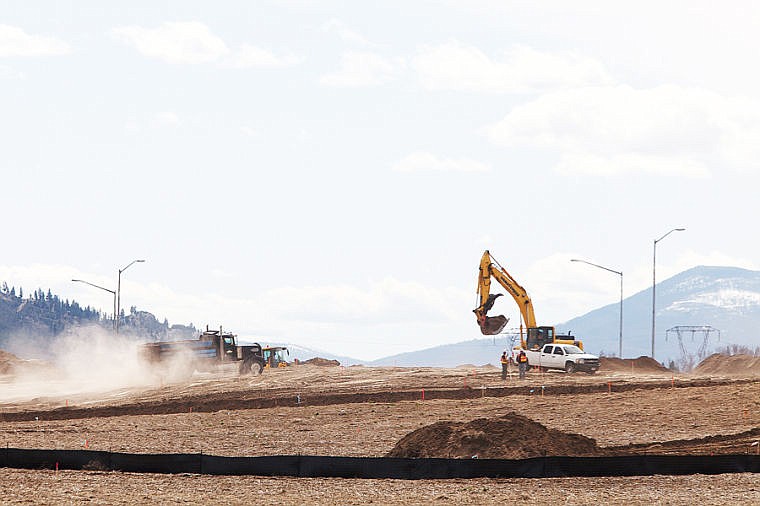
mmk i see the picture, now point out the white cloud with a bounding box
[0,25,70,57]
[221,44,299,68]
[414,41,613,93]
[263,278,461,325]
[240,126,258,138]
[321,19,375,47]
[392,151,491,172]
[0,64,24,79]
[210,268,235,279]
[676,250,758,272]
[153,111,181,127]
[112,22,228,64]
[111,22,297,68]
[487,84,760,176]
[320,51,400,87]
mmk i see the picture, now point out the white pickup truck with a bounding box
[517,343,600,374]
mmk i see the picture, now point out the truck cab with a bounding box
[262,346,289,368]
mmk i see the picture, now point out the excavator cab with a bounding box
[526,326,555,350]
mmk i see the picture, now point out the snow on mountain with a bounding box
[560,265,760,363]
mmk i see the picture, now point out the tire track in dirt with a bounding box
[607,427,760,455]
[2,377,756,422]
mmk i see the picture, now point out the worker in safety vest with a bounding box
[517,350,528,379]
[500,352,509,380]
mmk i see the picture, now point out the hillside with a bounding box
[561,265,760,363]
[0,286,196,358]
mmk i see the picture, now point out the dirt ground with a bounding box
[1,355,759,504]
[1,468,759,505]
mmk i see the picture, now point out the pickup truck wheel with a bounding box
[565,362,577,374]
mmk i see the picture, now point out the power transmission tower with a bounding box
[665,325,721,370]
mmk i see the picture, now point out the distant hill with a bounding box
[369,266,760,368]
[561,265,760,364]
[368,338,510,368]
[0,285,197,357]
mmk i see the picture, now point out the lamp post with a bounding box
[71,279,117,331]
[570,259,623,358]
[116,259,145,334]
[651,228,685,359]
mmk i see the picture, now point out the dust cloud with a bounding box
[0,326,195,403]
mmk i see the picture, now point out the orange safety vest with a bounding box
[518,353,528,363]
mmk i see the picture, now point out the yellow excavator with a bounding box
[474,250,583,350]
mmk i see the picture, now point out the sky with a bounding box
[2,1,760,360]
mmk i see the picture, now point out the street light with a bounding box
[116,259,145,334]
[71,279,117,331]
[651,228,685,359]
[570,259,623,358]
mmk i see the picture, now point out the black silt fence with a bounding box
[1,449,759,479]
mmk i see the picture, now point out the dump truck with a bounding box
[140,326,267,375]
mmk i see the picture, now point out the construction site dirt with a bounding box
[1,354,759,505]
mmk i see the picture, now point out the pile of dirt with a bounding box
[694,354,760,376]
[386,412,602,459]
[601,356,669,373]
[302,357,340,367]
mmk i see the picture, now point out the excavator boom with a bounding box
[475,250,535,335]
[473,250,583,350]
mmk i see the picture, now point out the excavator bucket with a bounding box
[478,315,509,335]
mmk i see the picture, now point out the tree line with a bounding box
[0,282,196,341]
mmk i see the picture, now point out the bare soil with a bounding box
[0,354,759,504]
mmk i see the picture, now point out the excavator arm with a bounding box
[474,250,582,350]
[474,250,536,335]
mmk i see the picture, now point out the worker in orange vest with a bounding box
[517,350,528,379]
[500,352,509,380]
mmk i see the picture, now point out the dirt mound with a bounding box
[694,354,760,375]
[302,357,340,367]
[601,356,669,373]
[386,412,602,459]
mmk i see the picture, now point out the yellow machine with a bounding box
[474,250,583,350]
[262,346,290,368]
